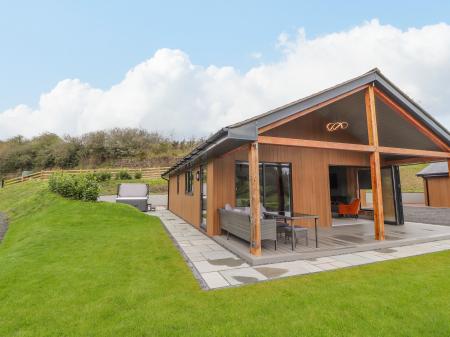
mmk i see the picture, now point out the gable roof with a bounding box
[416,162,449,178]
[163,68,450,177]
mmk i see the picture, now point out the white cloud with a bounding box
[1,19,450,140]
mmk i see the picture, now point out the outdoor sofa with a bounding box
[219,206,277,249]
[116,183,154,212]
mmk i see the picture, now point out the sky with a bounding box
[1,0,450,139]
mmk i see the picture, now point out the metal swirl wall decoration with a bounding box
[326,121,349,132]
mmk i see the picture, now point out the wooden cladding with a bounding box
[168,169,201,227]
[424,176,450,207]
[208,144,370,231]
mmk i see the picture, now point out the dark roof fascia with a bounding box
[162,126,257,177]
[416,162,449,177]
[418,173,448,178]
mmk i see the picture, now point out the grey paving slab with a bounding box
[201,272,230,289]
[220,267,267,285]
[201,250,237,260]
[315,263,338,271]
[333,253,374,266]
[193,259,248,273]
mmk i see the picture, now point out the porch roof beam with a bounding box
[383,157,446,166]
[258,136,375,152]
[378,146,450,158]
[258,136,450,159]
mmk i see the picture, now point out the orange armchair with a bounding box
[338,198,360,218]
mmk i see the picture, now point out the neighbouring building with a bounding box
[417,162,450,207]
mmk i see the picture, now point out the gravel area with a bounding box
[404,206,450,226]
[0,212,8,243]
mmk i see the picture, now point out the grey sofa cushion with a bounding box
[219,209,276,242]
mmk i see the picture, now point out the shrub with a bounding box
[134,171,142,179]
[115,170,132,180]
[48,173,99,201]
[94,171,111,182]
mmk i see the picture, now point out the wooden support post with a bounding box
[248,142,262,256]
[206,161,218,236]
[370,152,385,240]
[365,85,385,240]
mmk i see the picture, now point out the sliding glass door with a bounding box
[235,161,292,215]
[357,166,404,225]
[381,165,404,225]
[200,165,207,230]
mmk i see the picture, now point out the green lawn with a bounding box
[0,182,449,336]
[98,177,167,195]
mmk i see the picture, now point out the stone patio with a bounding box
[152,209,450,290]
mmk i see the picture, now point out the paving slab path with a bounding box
[152,209,450,290]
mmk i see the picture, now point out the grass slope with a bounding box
[399,164,427,193]
[0,182,449,337]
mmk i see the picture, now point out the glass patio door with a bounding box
[235,162,292,215]
[381,165,404,225]
[200,165,207,230]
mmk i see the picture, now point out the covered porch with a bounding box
[217,84,450,257]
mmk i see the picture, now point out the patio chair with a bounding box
[338,198,360,218]
[284,226,309,246]
[116,183,154,212]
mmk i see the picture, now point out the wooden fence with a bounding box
[2,167,170,187]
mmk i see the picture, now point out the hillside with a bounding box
[0,128,200,179]
[399,164,427,193]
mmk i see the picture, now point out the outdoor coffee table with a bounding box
[265,212,320,250]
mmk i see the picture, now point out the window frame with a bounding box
[185,170,194,195]
[235,160,292,214]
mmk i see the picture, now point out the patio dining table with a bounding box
[264,212,320,250]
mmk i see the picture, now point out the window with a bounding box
[176,175,180,194]
[235,162,291,214]
[185,170,194,195]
